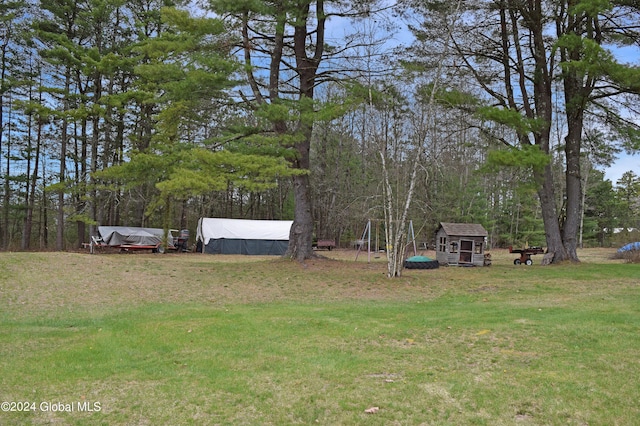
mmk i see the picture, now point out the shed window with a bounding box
[439,237,447,252]
[475,242,483,254]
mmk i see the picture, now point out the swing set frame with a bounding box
[355,219,417,263]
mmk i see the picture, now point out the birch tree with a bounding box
[378,1,461,277]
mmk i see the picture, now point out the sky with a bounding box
[604,154,639,185]
[603,43,640,185]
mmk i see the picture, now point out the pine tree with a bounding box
[405,0,640,263]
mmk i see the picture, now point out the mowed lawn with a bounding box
[1,249,639,425]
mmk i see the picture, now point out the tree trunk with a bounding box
[536,165,567,262]
[380,152,407,277]
[283,1,324,261]
[23,118,42,250]
[553,1,599,262]
[21,97,39,250]
[3,96,12,249]
[562,120,582,261]
[285,114,316,260]
[41,161,49,249]
[526,0,575,263]
[56,68,71,251]
[76,118,88,248]
[21,120,32,250]
[56,126,67,251]
[286,173,314,261]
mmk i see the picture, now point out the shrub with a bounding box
[622,250,640,263]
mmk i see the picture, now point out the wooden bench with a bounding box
[315,239,336,250]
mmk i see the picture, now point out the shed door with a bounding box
[459,239,473,263]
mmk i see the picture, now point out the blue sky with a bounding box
[603,43,640,185]
[604,154,639,185]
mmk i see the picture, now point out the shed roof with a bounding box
[438,222,488,237]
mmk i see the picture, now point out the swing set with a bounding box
[355,219,418,263]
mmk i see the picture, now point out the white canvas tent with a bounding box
[196,218,293,255]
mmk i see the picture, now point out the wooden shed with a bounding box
[435,222,488,266]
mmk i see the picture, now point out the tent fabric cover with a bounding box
[197,218,293,255]
[203,238,289,256]
[618,242,640,253]
[98,226,169,247]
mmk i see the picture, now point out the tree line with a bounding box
[1,0,639,264]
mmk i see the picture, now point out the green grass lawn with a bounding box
[1,250,639,425]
